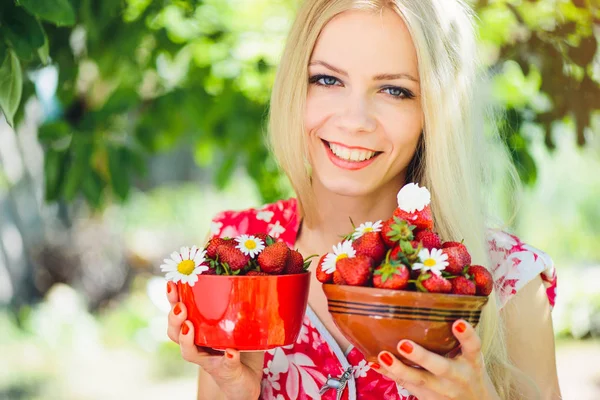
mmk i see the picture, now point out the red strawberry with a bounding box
[389,246,402,261]
[353,232,386,264]
[381,217,416,248]
[467,265,493,296]
[381,218,398,248]
[441,242,472,275]
[284,250,305,274]
[216,245,250,271]
[316,255,333,283]
[393,204,434,231]
[247,271,270,276]
[450,276,476,295]
[417,272,452,293]
[333,270,346,285]
[206,237,232,259]
[373,263,410,290]
[255,233,275,245]
[414,230,441,250]
[336,255,373,286]
[257,242,289,274]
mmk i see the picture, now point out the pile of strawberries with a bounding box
[316,184,494,296]
[204,234,312,276]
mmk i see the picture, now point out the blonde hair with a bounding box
[268,0,525,397]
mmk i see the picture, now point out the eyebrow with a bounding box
[308,60,419,83]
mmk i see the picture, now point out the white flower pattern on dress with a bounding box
[353,359,370,378]
[257,210,275,222]
[268,220,286,238]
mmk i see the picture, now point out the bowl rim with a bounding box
[322,283,489,301]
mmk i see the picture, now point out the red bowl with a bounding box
[177,272,310,351]
[323,284,488,366]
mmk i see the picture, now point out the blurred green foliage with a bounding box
[0,0,598,209]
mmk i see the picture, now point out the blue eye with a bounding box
[309,74,340,86]
[308,74,415,100]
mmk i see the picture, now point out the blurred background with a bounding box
[0,0,599,399]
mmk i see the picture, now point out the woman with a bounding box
[165,0,561,399]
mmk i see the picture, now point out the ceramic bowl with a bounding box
[322,284,488,365]
[178,272,310,351]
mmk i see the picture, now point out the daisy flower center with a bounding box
[364,227,373,232]
[245,239,257,250]
[177,260,196,275]
[336,254,349,262]
[423,258,436,267]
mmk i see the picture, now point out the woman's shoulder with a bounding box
[485,228,557,310]
[209,198,300,245]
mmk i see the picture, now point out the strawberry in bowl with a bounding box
[161,235,313,351]
[317,183,493,366]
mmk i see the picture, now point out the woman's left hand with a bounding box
[370,320,501,400]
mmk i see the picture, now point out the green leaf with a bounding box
[0,41,7,65]
[44,149,67,201]
[0,50,23,127]
[101,88,140,115]
[38,32,50,65]
[38,121,72,144]
[62,137,93,201]
[18,0,76,26]
[0,4,46,60]
[82,169,104,209]
[107,146,131,201]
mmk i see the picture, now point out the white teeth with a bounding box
[329,143,376,162]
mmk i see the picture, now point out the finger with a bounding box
[377,351,435,389]
[166,281,179,305]
[396,340,453,379]
[167,301,187,343]
[179,320,215,365]
[219,348,246,381]
[453,320,483,364]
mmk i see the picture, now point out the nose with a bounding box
[334,93,377,134]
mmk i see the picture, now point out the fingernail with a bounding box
[456,322,466,333]
[400,341,413,354]
[380,352,394,367]
[181,322,190,335]
[226,351,234,359]
[370,362,380,370]
[167,282,172,293]
[174,303,182,316]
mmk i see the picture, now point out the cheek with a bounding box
[305,89,335,134]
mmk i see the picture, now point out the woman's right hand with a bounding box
[166,281,264,400]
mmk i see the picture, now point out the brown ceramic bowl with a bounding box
[322,284,488,366]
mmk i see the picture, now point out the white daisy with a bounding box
[322,240,356,274]
[234,234,265,258]
[397,183,431,213]
[160,245,209,286]
[412,248,449,276]
[352,220,383,239]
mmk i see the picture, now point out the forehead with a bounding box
[310,9,419,78]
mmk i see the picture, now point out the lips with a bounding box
[321,139,382,171]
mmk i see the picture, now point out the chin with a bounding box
[315,172,379,198]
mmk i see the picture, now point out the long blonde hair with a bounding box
[268,0,523,397]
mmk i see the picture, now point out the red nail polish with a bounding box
[181,322,190,335]
[167,282,172,293]
[380,352,394,367]
[456,322,466,333]
[226,351,234,359]
[400,341,413,354]
[370,362,380,370]
[174,303,182,316]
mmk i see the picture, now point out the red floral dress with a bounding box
[210,198,558,400]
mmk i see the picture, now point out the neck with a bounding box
[298,173,405,252]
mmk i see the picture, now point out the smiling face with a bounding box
[305,8,423,198]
